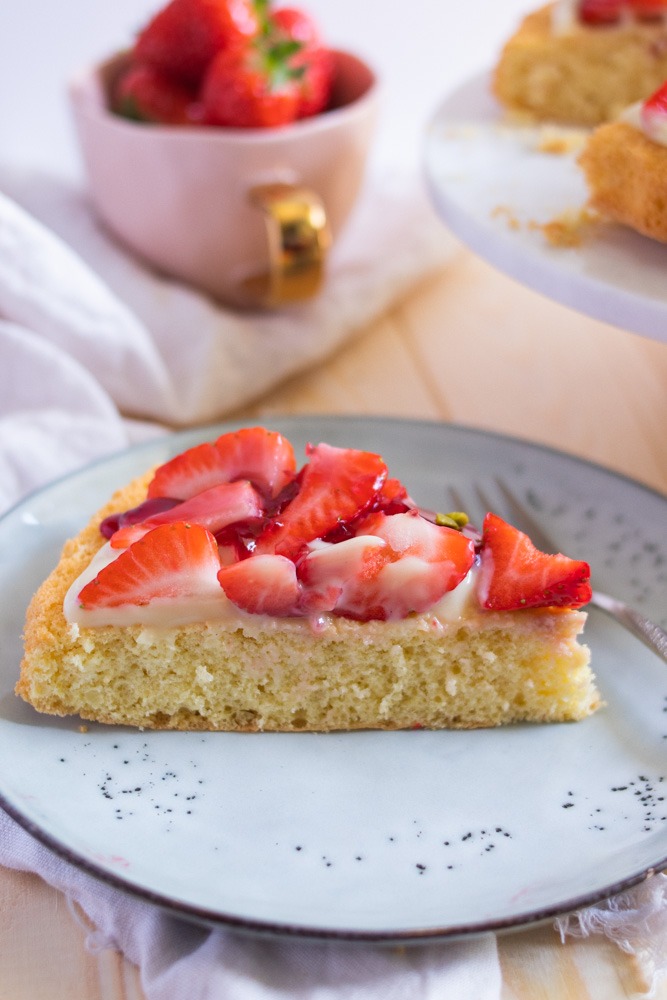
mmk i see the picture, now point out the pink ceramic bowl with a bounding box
[69,50,379,308]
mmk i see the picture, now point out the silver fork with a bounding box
[448,478,667,664]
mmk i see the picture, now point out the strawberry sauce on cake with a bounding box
[17,427,599,731]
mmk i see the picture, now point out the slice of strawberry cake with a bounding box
[17,427,598,731]
[494,0,667,126]
[579,79,667,239]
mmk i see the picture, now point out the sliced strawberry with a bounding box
[134,0,260,87]
[255,442,388,560]
[147,441,229,500]
[217,554,300,615]
[479,512,592,611]
[641,80,667,137]
[110,480,264,548]
[358,507,476,569]
[297,535,386,613]
[299,511,475,621]
[578,0,624,23]
[78,522,221,609]
[378,477,410,509]
[628,0,667,19]
[147,427,296,501]
[321,475,409,543]
[212,427,297,498]
[349,510,475,619]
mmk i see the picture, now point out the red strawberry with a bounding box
[479,512,592,611]
[628,0,667,19]
[352,510,475,618]
[148,441,227,500]
[134,0,260,86]
[78,522,221,609]
[112,63,203,125]
[270,7,333,118]
[110,480,264,548]
[578,0,624,23]
[641,80,667,134]
[358,509,474,567]
[297,535,386,614]
[299,511,475,621]
[255,442,388,560]
[147,427,296,501]
[321,475,409,544]
[378,477,409,509]
[212,427,297,498]
[218,554,300,615]
[201,40,302,127]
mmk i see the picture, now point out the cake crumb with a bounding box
[531,207,600,247]
[491,204,522,230]
[535,126,588,155]
[78,725,89,733]
[492,202,599,245]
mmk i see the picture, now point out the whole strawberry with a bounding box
[201,34,304,127]
[201,4,334,127]
[113,64,203,125]
[271,7,333,118]
[135,0,261,86]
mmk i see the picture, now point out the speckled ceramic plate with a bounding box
[1,416,666,942]
[423,72,667,344]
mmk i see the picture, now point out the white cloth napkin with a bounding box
[0,164,457,512]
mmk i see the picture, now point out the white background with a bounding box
[0,0,532,178]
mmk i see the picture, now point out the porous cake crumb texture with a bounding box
[579,120,667,241]
[494,4,667,126]
[19,605,596,731]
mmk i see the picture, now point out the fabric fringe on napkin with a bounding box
[556,874,667,998]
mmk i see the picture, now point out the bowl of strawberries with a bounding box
[69,0,378,308]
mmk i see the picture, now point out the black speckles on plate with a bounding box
[281,820,515,877]
[54,736,207,829]
[560,775,667,836]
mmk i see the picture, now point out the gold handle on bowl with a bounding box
[244,182,332,306]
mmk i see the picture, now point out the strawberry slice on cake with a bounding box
[78,522,222,609]
[479,513,592,611]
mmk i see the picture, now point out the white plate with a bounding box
[423,73,667,344]
[2,416,667,942]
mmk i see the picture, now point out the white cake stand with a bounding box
[423,72,667,345]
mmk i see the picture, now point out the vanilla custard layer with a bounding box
[64,540,482,631]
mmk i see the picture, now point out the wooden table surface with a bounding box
[2,246,666,999]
